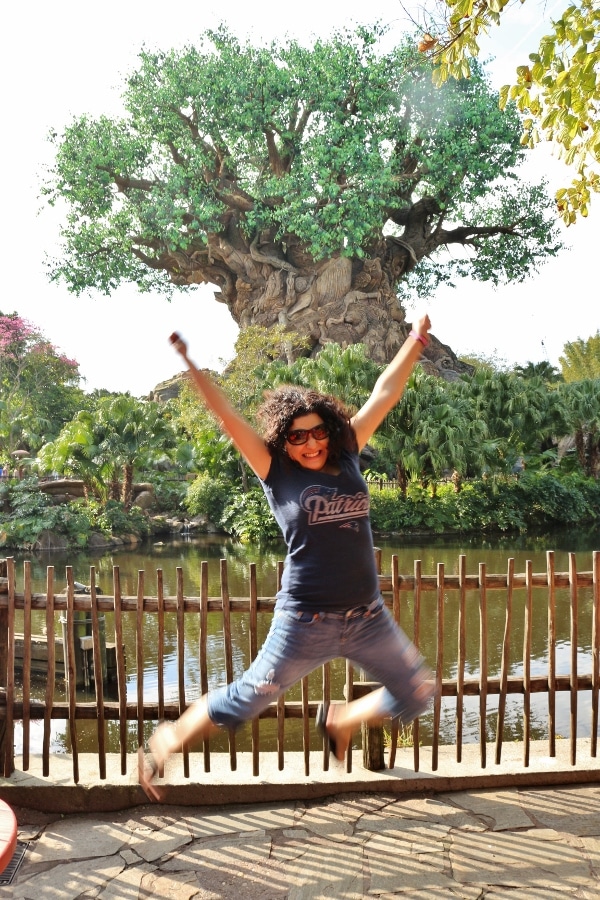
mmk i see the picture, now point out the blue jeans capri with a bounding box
[207,598,433,730]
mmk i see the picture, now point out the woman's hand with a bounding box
[169,332,188,358]
[412,314,431,338]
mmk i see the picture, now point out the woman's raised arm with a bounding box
[170,333,272,481]
[350,315,431,451]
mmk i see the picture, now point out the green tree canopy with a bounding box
[422,0,600,223]
[44,24,560,370]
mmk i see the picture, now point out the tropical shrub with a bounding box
[0,478,93,548]
[221,487,280,544]
[184,474,231,525]
[94,500,150,538]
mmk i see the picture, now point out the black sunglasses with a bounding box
[286,423,329,445]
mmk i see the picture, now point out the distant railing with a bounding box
[0,551,599,788]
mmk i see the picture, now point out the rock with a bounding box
[150,371,190,402]
[33,530,68,551]
[150,516,173,535]
[133,490,155,510]
[88,532,113,550]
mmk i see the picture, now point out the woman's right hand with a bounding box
[169,332,187,357]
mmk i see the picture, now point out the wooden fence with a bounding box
[0,550,599,788]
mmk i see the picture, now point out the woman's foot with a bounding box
[138,722,179,802]
[316,703,352,762]
[138,746,164,802]
[326,705,352,762]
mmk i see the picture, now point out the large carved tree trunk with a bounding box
[169,209,470,378]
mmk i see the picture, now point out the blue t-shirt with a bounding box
[260,448,380,612]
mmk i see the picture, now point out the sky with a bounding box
[3,0,597,396]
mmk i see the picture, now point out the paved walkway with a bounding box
[3,783,600,898]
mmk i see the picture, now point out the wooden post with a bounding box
[362,549,385,771]
[495,557,514,765]
[0,560,8,773]
[431,562,445,772]
[547,551,557,757]
[592,551,600,758]
[569,553,578,766]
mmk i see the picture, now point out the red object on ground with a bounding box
[0,800,17,873]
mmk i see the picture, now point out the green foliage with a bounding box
[258,341,379,413]
[94,499,150,537]
[368,471,599,536]
[39,393,179,507]
[458,351,510,374]
[148,472,188,514]
[369,486,456,533]
[0,478,93,549]
[221,486,280,544]
[224,325,309,417]
[559,331,600,382]
[0,311,83,458]
[512,360,563,382]
[184,474,230,524]
[454,368,566,470]
[517,472,588,525]
[430,0,600,222]
[558,378,600,477]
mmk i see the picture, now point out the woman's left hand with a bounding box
[412,314,431,338]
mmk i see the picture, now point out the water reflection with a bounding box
[8,526,600,756]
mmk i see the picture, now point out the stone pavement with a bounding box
[3,783,600,898]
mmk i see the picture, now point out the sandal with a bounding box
[316,702,339,759]
[137,746,164,803]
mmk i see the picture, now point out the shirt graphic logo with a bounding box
[300,485,370,526]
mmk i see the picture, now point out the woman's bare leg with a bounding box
[325,687,387,761]
[139,694,220,800]
[325,679,431,762]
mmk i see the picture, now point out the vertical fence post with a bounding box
[362,549,385,770]
[135,569,145,756]
[413,558,422,774]
[523,560,533,768]
[478,562,488,769]
[592,551,600,757]
[199,561,210,773]
[65,567,79,784]
[22,561,32,773]
[0,560,8,773]
[42,566,55,777]
[569,553,579,766]
[547,551,557,757]
[432,563,445,771]
[495,557,514,765]
[249,563,260,777]
[456,555,466,762]
[176,566,189,779]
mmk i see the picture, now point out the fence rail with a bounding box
[0,550,599,790]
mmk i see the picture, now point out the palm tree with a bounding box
[513,361,563,383]
[558,379,600,478]
[37,413,105,499]
[39,396,179,508]
[93,396,178,509]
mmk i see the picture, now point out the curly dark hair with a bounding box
[256,385,357,464]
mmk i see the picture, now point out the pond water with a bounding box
[6,525,600,757]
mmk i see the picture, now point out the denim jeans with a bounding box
[207,598,433,730]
